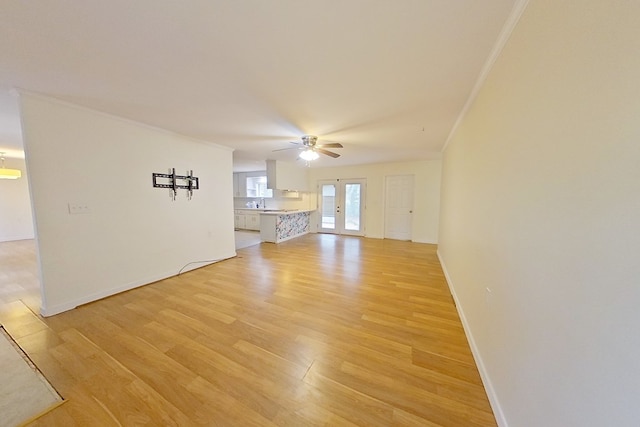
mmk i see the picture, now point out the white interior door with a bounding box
[318,179,366,236]
[384,175,414,240]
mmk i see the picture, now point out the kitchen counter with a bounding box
[258,209,309,215]
[235,208,301,213]
[234,208,307,231]
[259,210,314,243]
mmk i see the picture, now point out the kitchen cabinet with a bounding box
[232,173,239,197]
[233,172,247,197]
[234,212,246,229]
[245,213,260,231]
[234,210,260,231]
[266,160,309,191]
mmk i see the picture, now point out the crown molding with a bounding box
[442,0,531,154]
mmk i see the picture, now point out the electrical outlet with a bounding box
[68,203,91,215]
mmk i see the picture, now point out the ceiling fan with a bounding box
[273,135,343,160]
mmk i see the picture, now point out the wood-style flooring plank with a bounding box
[0,234,496,426]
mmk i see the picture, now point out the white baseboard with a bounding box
[437,249,508,427]
[411,238,438,244]
[0,234,35,243]
[275,230,309,243]
[40,255,233,317]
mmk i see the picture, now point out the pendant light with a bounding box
[0,153,21,179]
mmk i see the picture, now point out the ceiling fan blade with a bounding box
[317,142,343,148]
[316,148,341,158]
[272,146,302,152]
[273,141,304,152]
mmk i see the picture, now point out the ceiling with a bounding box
[0,1,518,170]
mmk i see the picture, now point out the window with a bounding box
[246,176,273,198]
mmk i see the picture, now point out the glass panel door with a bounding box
[319,182,337,233]
[318,179,366,236]
[344,183,362,232]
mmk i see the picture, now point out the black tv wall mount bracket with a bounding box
[152,168,199,200]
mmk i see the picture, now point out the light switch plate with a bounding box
[68,203,91,214]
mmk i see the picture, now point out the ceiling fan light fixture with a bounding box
[299,149,319,161]
[301,135,318,146]
[0,153,21,179]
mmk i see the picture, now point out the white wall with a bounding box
[438,1,640,426]
[0,157,34,241]
[20,93,235,316]
[308,160,441,243]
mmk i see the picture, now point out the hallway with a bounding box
[0,239,40,313]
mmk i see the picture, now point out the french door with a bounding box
[318,179,366,236]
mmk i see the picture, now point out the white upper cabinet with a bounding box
[233,172,247,197]
[266,160,309,191]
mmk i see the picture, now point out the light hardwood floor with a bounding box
[0,234,496,426]
[0,239,41,311]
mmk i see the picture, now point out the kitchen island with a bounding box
[259,210,313,243]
